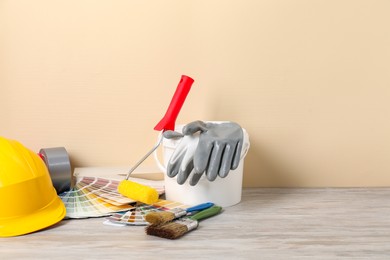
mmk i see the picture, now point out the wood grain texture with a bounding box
[1,188,390,259]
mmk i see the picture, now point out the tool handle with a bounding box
[124,134,163,179]
[189,205,222,221]
[186,202,214,213]
[154,75,194,131]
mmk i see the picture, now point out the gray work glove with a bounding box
[165,120,244,185]
[183,121,243,181]
[165,131,199,185]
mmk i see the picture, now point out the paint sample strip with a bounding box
[59,176,165,218]
[106,199,190,226]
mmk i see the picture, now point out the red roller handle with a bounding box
[154,75,194,131]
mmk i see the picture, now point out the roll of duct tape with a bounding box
[39,147,72,194]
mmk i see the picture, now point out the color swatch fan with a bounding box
[59,176,164,219]
[105,199,190,226]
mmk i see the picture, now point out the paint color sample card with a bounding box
[59,176,165,219]
[106,200,189,226]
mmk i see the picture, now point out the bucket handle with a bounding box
[153,131,166,173]
[153,129,250,174]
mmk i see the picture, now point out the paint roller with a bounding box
[118,75,194,204]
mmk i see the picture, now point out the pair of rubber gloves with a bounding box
[164,120,244,186]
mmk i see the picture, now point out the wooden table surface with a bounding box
[1,188,390,259]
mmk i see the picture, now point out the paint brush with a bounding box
[144,202,214,225]
[145,205,222,239]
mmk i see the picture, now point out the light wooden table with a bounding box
[1,188,390,259]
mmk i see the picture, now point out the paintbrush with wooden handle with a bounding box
[144,202,214,225]
[145,205,222,239]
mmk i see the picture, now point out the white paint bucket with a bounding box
[154,123,250,207]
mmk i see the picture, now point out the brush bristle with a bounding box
[118,180,159,204]
[146,222,188,239]
[145,211,175,225]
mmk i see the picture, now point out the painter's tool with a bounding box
[154,75,194,131]
[117,135,163,205]
[145,205,222,239]
[118,75,194,204]
[59,176,139,219]
[0,136,66,237]
[145,202,214,225]
[105,199,190,226]
[39,147,72,194]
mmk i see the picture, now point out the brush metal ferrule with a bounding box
[170,208,188,218]
[175,218,199,231]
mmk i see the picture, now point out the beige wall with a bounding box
[1,0,390,187]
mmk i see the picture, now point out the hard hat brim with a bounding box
[0,194,66,237]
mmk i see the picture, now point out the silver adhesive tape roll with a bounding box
[39,147,72,194]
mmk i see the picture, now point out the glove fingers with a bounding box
[163,130,184,139]
[231,140,243,170]
[167,152,185,178]
[182,120,208,135]
[176,160,194,185]
[219,143,234,178]
[189,171,203,186]
[194,140,213,174]
[206,142,224,182]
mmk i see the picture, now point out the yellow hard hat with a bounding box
[0,137,66,237]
